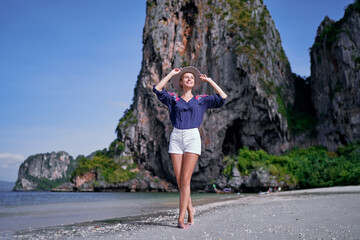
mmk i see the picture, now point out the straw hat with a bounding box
[172,66,202,92]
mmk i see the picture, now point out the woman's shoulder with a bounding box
[195,94,208,101]
[152,85,180,102]
[168,91,180,101]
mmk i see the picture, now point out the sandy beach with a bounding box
[2,186,360,240]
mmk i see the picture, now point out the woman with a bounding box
[153,66,227,229]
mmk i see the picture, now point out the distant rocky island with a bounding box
[14,151,76,191]
[14,0,360,192]
[13,147,176,192]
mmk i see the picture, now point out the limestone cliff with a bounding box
[310,1,360,151]
[14,151,76,191]
[14,1,360,192]
[116,0,295,189]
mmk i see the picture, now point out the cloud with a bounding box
[0,153,25,181]
[0,153,25,168]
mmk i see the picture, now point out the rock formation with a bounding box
[216,166,295,193]
[52,149,177,192]
[310,2,360,151]
[14,1,360,193]
[60,168,176,192]
[14,151,76,191]
[116,0,295,190]
[93,170,176,192]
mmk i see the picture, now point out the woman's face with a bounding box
[180,72,195,89]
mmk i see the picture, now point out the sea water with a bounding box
[0,190,238,232]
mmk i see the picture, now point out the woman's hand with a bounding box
[200,74,227,100]
[155,68,181,91]
[170,68,181,76]
[200,74,212,83]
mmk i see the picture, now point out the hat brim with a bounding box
[172,66,202,92]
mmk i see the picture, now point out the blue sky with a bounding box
[0,0,354,181]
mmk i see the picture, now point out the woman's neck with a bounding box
[182,88,193,97]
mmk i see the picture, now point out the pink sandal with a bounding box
[177,223,190,229]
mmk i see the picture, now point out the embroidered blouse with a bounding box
[153,84,226,129]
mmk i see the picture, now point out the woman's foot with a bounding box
[177,222,190,229]
[186,207,195,225]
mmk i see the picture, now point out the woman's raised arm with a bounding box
[155,68,181,91]
[200,74,227,100]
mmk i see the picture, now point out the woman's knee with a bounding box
[180,175,191,187]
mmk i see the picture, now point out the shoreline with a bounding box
[1,185,360,239]
[0,191,242,233]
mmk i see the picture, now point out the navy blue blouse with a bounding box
[153,85,226,129]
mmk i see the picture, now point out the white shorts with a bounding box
[169,127,201,155]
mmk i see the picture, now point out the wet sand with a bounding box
[0,191,238,232]
[2,186,360,240]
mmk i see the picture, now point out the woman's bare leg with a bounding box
[171,154,196,224]
[178,152,199,226]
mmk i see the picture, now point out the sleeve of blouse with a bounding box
[152,84,174,108]
[204,94,226,109]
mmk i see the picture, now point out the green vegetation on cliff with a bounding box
[71,139,138,184]
[221,0,290,73]
[286,105,317,135]
[223,139,360,188]
[312,1,360,50]
[223,0,270,71]
[212,0,294,128]
[223,147,298,186]
[116,108,137,132]
[25,175,73,191]
[71,155,137,184]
